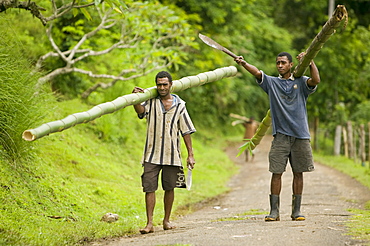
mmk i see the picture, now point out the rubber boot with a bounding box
[291,194,305,221]
[265,194,280,221]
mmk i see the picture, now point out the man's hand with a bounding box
[234,56,245,65]
[187,155,195,170]
[132,86,145,93]
[132,86,145,114]
[296,52,306,61]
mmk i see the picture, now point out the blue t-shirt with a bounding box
[257,71,317,139]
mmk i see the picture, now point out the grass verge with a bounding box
[0,99,237,246]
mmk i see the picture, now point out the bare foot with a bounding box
[139,225,154,234]
[163,221,176,230]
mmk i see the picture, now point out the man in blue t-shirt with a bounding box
[235,52,320,221]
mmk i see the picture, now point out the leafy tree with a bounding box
[1,1,197,99]
[31,2,196,98]
[0,0,121,25]
[159,0,294,127]
[311,22,370,128]
[351,101,370,124]
[271,0,328,50]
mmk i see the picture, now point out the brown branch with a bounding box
[0,0,95,25]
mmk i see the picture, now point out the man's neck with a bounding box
[160,94,172,101]
[285,72,292,79]
[280,72,292,80]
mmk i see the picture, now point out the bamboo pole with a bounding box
[240,5,348,153]
[293,5,348,77]
[23,66,238,141]
[237,109,271,156]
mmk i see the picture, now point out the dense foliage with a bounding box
[0,20,52,162]
[2,0,369,130]
[1,0,370,244]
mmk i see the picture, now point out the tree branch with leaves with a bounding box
[31,2,196,98]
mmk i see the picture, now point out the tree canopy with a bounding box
[1,0,369,131]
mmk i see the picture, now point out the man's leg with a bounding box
[271,173,282,195]
[140,192,155,234]
[163,189,176,230]
[292,172,303,195]
[265,173,282,221]
[291,172,305,220]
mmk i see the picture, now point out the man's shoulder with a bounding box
[172,94,186,105]
[293,75,310,81]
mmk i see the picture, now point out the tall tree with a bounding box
[159,0,294,127]
[1,1,197,99]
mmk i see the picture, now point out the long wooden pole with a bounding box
[22,66,237,141]
[293,5,348,77]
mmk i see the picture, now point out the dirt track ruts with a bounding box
[92,135,370,246]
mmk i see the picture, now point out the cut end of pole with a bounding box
[22,130,36,141]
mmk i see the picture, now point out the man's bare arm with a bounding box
[132,86,145,115]
[183,134,195,169]
[234,56,262,81]
[296,52,320,87]
[307,61,320,87]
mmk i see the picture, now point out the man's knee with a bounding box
[272,173,282,179]
[293,172,303,179]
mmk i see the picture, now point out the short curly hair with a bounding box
[277,52,293,63]
[155,71,172,83]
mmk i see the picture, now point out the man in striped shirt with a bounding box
[132,71,196,234]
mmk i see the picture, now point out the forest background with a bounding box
[0,0,370,245]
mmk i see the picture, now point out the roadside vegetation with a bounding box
[0,97,238,245]
[1,0,369,245]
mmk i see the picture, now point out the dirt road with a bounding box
[92,135,370,246]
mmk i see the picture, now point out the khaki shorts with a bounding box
[141,162,186,192]
[269,133,315,173]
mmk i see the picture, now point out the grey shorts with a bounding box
[141,162,186,192]
[269,133,315,173]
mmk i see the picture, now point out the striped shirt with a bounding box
[138,94,196,166]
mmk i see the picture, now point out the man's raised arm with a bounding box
[234,56,262,81]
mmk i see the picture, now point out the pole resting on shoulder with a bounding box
[22,66,238,141]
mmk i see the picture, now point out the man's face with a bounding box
[276,56,293,76]
[156,77,172,97]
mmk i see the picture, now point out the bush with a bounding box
[0,20,53,163]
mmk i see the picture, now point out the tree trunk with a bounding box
[368,122,370,168]
[342,126,348,158]
[22,66,237,141]
[347,121,354,159]
[313,116,319,151]
[334,125,342,156]
[359,124,366,166]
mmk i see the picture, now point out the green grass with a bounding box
[1,89,369,245]
[314,154,370,190]
[0,99,237,246]
[347,201,370,244]
[314,153,370,244]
